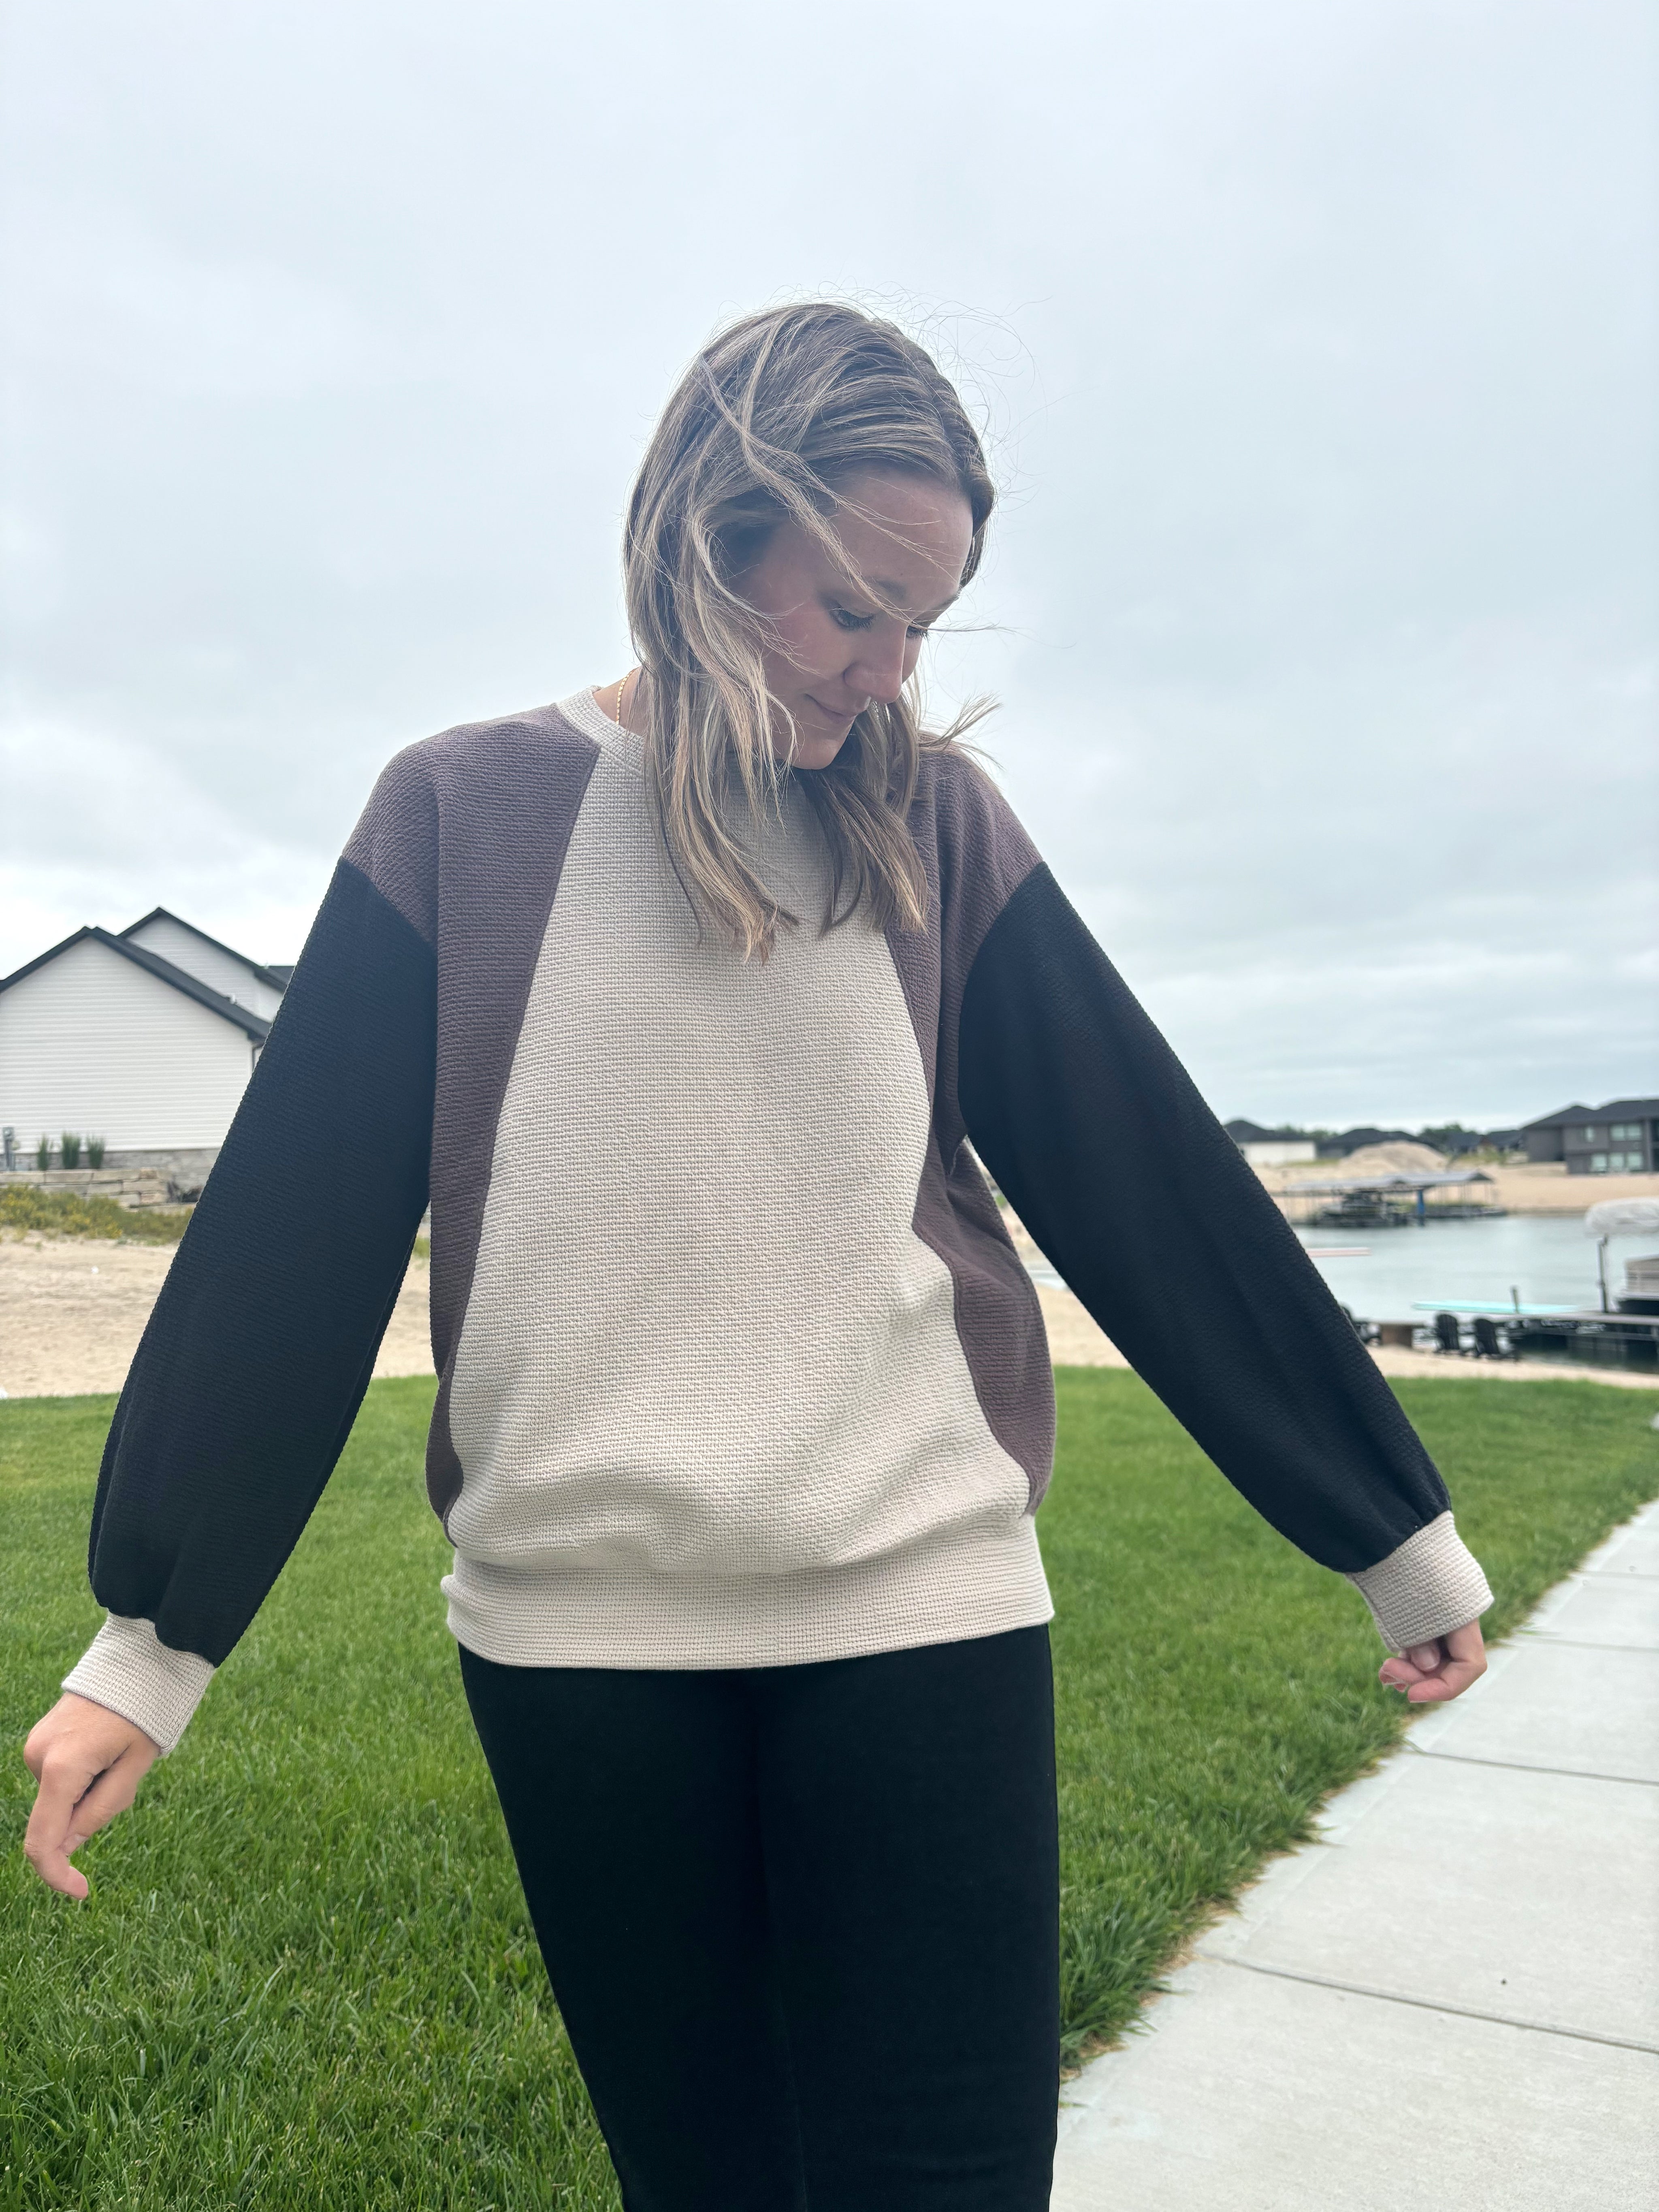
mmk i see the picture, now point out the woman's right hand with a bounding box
[22,1693,160,1899]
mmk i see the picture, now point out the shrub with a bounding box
[85,1135,106,1169]
[0,1185,193,1243]
[34,1135,52,1171]
[59,1132,83,1169]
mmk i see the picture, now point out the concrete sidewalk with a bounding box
[1053,1493,1659,2211]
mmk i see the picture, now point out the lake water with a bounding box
[1293,1212,1648,1321]
[1019,1204,1657,1320]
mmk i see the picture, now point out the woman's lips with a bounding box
[804,693,861,725]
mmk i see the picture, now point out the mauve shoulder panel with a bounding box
[389,703,602,1520]
[888,750,1043,1133]
[343,742,443,947]
[887,750,1054,1500]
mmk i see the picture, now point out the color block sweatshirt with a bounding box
[65,688,1492,1752]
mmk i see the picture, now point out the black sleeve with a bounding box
[958,863,1449,1575]
[86,857,437,1665]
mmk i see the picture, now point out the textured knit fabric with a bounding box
[62,1615,215,1756]
[459,1626,1060,2212]
[442,689,1047,1669]
[1348,1511,1494,1651]
[66,687,1491,1747]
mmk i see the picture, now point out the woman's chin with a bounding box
[779,725,853,771]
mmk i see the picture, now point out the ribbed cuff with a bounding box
[1347,1510,1494,1652]
[62,1614,216,1755]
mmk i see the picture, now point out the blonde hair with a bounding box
[623,303,995,958]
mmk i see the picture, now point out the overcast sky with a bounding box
[3,0,1654,1128]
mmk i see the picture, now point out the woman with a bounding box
[24,302,1490,2210]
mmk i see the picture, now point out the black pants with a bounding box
[460,1625,1060,2212]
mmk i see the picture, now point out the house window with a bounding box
[1610,1122,1640,1141]
[1578,1126,1603,1144]
[1590,1154,1609,1173]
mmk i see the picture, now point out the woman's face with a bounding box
[738,468,975,770]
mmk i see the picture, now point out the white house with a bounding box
[1238,1138,1317,1167]
[0,909,291,1175]
[1222,1119,1318,1169]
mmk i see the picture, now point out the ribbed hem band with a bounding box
[444,1514,1055,1671]
[1346,1510,1494,1651]
[63,1614,216,1754]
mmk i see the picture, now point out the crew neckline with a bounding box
[557,684,639,753]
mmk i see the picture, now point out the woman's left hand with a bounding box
[1378,1618,1487,1704]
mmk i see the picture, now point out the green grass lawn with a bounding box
[3,1371,1655,2208]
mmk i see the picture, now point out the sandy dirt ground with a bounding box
[1250,1158,1659,1216]
[2,1232,1653,1400]
[1441,1163,1659,1214]
[1359,1341,1656,1389]
[0,1237,435,1399]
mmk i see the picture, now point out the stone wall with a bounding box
[0,1167,185,1210]
[99,1147,220,1190]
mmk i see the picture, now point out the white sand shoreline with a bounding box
[2,1231,1653,1402]
[1252,1158,1659,1217]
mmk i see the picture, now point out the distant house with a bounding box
[0,909,288,1175]
[1224,1118,1317,1167]
[1520,1100,1658,1176]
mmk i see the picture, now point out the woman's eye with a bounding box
[906,624,931,640]
[831,606,874,631]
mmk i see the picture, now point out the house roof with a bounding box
[1523,1099,1659,1131]
[1224,1119,1308,1144]
[0,927,273,1043]
[119,907,292,996]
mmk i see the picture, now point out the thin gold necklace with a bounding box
[614,670,633,730]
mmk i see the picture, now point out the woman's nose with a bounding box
[846,630,910,704]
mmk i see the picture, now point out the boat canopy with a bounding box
[1583,1199,1659,1240]
[1285,1170,1494,1196]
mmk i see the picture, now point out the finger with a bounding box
[25,1694,140,1782]
[1406,1665,1473,1703]
[1404,1641,1444,1672]
[30,1856,88,1902]
[1400,1618,1490,1702]
[1407,1649,1488,1704]
[23,1755,101,1899]
[62,1746,151,1844]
